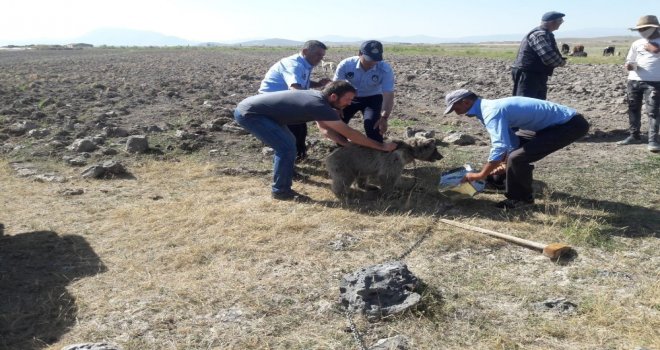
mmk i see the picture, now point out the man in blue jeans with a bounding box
[235,81,397,201]
[443,89,590,209]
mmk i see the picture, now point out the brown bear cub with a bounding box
[326,138,443,198]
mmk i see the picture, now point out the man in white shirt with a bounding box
[617,15,660,152]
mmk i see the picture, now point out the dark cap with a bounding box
[542,11,565,22]
[359,40,383,62]
[443,89,475,115]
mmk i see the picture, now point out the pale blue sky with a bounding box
[2,0,659,44]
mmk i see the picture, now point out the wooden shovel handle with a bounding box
[439,218,546,251]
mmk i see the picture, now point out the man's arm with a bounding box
[317,120,396,152]
[376,91,395,135]
[463,160,505,182]
[315,122,349,146]
[529,32,566,68]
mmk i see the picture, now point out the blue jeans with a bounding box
[234,109,296,194]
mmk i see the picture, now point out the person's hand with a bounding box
[625,62,637,71]
[375,117,389,135]
[461,172,483,183]
[489,163,506,175]
[644,42,660,54]
[382,142,397,152]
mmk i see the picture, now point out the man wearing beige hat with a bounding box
[617,15,660,152]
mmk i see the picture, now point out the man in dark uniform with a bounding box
[511,11,567,100]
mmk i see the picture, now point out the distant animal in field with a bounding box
[560,43,570,55]
[569,45,587,57]
[603,46,615,56]
[326,138,443,198]
[321,60,336,72]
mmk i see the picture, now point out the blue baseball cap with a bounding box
[542,11,565,22]
[360,40,383,61]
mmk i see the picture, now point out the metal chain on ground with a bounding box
[396,215,438,261]
[345,309,368,350]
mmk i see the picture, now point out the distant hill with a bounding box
[1,27,639,47]
[235,38,303,46]
[74,28,197,47]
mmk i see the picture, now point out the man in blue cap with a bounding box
[443,89,589,209]
[511,11,567,100]
[333,40,396,142]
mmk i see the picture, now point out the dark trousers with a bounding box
[287,123,307,159]
[342,94,384,142]
[626,80,660,138]
[511,67,549,100]
[505,114,590,201]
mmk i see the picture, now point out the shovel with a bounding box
[439,218,576,261]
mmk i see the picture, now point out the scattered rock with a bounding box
[369,335,410,350]
[69,138,98,153]
[442,133,476,146]
[125,135,148,153]
[340,261,421,321]
[535,297,578,314]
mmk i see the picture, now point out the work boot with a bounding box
[616,135,642,145]
[272,190,311,202]
[649,140,660,152]
[495,198,534,210]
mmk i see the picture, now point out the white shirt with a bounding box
[626,38,660,82]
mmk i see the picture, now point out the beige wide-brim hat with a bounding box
[630,15,660,30]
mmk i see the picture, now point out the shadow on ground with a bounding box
[0,230,106,349]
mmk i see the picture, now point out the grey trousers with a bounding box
[505,114,590,201]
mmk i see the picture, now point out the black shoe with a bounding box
[495,198,534,209]
[616,135,642,145]
[272,190,311,202]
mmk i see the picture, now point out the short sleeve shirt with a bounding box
[236,90,341,125]
[626,38,660,82]
[466,97,577,161]
[258,54,313,92]
[333,56,395,97]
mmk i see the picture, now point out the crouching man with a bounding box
[234,80,397,201]
[443,89,590,209]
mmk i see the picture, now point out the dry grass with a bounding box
[1,153,658,350]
